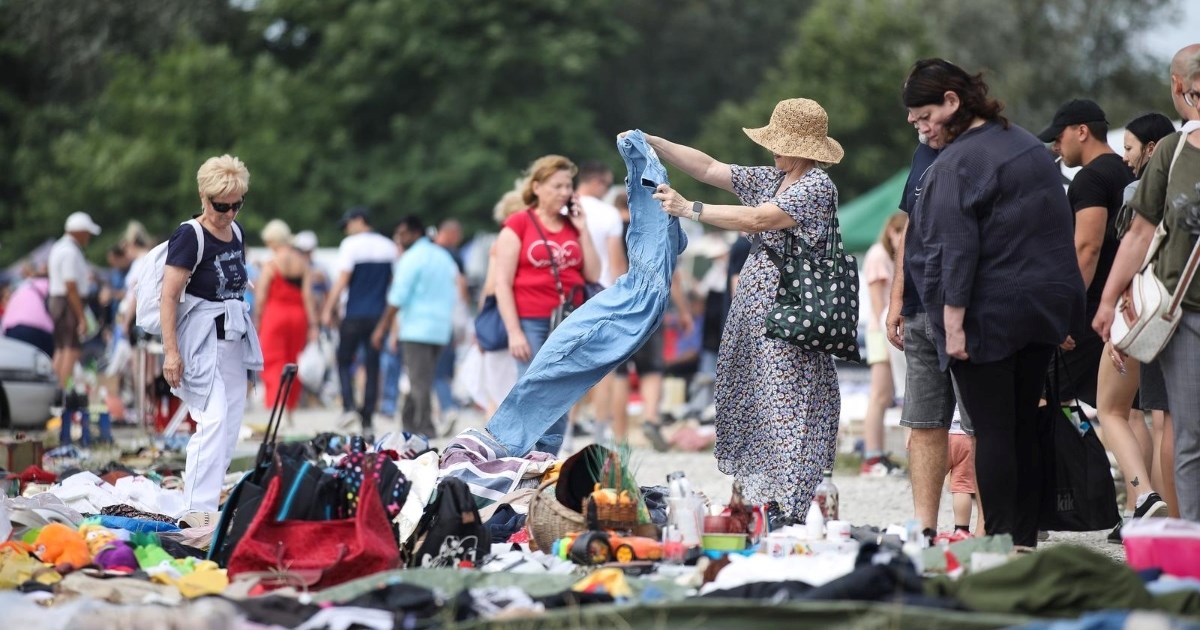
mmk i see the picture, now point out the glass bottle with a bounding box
[814,470,839,521]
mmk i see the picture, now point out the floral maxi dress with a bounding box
[714,165,841,519]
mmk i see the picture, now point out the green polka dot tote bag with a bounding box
[760,216,862,362]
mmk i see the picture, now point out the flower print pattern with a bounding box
[714,165,841,519]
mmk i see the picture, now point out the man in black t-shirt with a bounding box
[1038,99,1135,406]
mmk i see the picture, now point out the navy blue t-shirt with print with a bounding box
[898,143,940,317]
[165,220,248,302]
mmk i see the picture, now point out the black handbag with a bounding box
[760,216,862,362]
[407,477,490,568]
[1038,356,1120,532]
[473,295,508,351]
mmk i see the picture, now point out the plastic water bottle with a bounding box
[806,500,825,541]
[667,471,701,546]
[667,471,692,499]
[814,470,839,521]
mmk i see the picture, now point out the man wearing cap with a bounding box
[1038,100,1134,408]
[320,207,398,431]
[47,212,101,388]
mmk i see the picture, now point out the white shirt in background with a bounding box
[581,195,624,287]
[47,234,91,297]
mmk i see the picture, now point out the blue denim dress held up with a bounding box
[485,130,688,457]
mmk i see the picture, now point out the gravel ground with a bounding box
[229,361,1121,561]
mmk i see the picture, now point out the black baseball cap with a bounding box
[1037,99,1109,142]
[338,206,371,229]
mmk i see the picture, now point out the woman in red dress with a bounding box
[255,219,317,423]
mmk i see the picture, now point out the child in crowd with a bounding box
[945,407,983,539]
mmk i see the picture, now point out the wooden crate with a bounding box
[0,438,45,473]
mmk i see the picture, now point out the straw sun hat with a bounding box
[743,98,844,164]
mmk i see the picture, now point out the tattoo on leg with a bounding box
[1131,476,1140,488]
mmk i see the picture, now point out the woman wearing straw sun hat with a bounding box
[623,97,844,519]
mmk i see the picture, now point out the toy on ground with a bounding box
[557,530,663,565]
[79,522,138,572]
[33,523,91,571]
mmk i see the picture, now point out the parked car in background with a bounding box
[0,337,56,429]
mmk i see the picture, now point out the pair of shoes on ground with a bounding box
[1108,491,1169,544]
[859,454,905,477]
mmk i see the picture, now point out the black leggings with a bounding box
[336,317,381,427]
[951,343,1054,548]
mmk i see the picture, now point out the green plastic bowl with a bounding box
[702,533,748,551]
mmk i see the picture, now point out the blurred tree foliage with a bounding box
[0,0,1181,265]
[690,0,934,205]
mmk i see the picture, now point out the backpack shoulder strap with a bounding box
[185,219,205,274]
[1167,129,1190,180]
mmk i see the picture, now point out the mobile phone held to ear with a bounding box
[561,196,579,217]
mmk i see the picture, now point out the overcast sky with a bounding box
[1140,2,1200,63]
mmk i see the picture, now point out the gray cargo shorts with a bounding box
[899,312,973,435]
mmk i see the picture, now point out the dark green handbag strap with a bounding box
[760,212,843,270]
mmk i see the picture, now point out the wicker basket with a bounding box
[582,494,638,530]
[527,479,585,551]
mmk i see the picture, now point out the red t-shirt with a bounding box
[504,209,585,318]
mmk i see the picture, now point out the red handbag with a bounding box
[226,453,400,590]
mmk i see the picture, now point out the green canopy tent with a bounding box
[837,169,909,253]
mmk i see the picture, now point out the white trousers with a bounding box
[183,339,247,512]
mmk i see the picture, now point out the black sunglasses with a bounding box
[209,197,245,213]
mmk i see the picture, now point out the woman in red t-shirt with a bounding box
[491,155,601,453]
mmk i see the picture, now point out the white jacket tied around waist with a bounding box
[172,293,263,410]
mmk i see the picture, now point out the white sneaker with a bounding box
[436,409,460,438]
[338,410,362,430]
[178,511,218,529]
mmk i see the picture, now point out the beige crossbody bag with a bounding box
[1110,130,1200,362]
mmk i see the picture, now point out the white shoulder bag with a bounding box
[1110,130,1200,362]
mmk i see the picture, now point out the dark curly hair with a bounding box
[902,58,1007,143]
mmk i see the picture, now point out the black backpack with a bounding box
[408,477,490,568]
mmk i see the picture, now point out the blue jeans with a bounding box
[379,341,404,416]
[485,130,686,457]
[507,317,567,454]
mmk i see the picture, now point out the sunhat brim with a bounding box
[743,126,845,164]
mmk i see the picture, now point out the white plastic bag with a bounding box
[298,339,327,388]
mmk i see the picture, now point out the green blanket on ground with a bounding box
[926,545,1200,618]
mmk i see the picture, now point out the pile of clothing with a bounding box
[4,429,1200,630]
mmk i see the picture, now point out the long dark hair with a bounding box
[902,58,1008,143]
[1124,112,1175,146]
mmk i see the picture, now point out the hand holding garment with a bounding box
[484,130,687,457]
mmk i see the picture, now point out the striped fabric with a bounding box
[439,429,555,509]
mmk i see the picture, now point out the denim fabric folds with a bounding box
[485,130,688,456]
